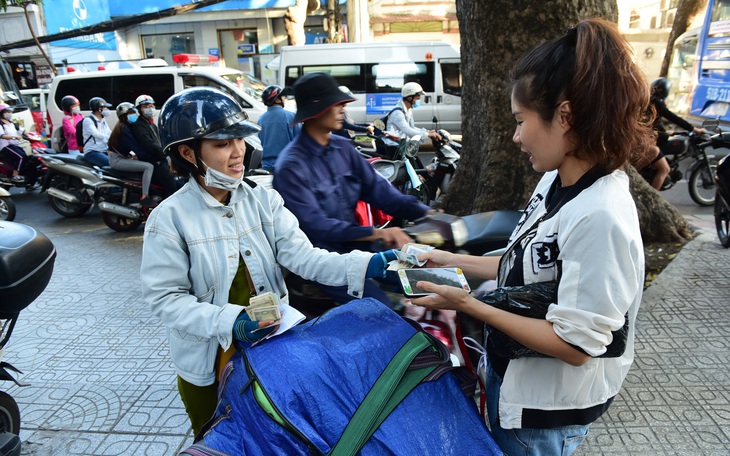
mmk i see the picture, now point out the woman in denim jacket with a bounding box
[140,87,393,435]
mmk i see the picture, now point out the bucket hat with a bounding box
[292,72,355,124]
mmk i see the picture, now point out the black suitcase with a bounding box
[0,222,56,317]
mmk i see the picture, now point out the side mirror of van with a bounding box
[432,116,438,124]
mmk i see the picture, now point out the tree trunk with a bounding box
[325,0,344,43]
[449,0,691,244]
[659,0,707,77]
[285,0,320,46]
[22,3,57,75]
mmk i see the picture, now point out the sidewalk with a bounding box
[9,209,729,455]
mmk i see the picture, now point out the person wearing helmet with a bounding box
[60,95,83,155]
[257,84,300,171]
[332,85,377,140]
[129,94,176,198]
[107,102,157,206]
[639,77,707,190]
[384,81,441,143]
[141,86,393,435]
[273,72,432,307]
[0,104,27,183]
[81,96,112,167]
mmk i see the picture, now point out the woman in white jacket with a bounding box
[141,87,393,435]
[412,18,654,455]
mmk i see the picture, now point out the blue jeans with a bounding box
[486,362,590,456]
[83,150,109,167]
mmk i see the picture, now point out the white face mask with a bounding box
[101,109,110,118]
[142,108,155,119]
[2,113,12,121]
[71,106,81,115]
[201,160,244,191]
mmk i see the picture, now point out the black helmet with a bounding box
[261,85,284,107]
[651,78,672,100]
[61,95,80,114]
[89,97,111,112]
[159,87,260,172]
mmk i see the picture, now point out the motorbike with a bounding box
[0,188,14,222]
[639,126,723,206]
[0,132,49,192]
[716,154,730,248]
[38,152,119,218]
[98,135,266,232]
[0,221,57,456]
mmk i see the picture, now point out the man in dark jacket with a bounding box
[130,94,177,197]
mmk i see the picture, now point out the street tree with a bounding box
[659,0,707,78]
[445,0,692,244]
[285,0,320,46]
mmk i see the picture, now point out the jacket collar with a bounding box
[299,129,342,157]
[188,175,253,207]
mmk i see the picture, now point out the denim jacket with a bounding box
[141,177,372,387]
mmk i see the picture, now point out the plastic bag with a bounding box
[481,282,628,359]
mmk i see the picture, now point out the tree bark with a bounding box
[325,0,344,43]
[449,0,691,244]
[659,0,707,77]
[285,0,320,46]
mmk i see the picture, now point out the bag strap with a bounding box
[82,116,98,147]
[327,331,439,456]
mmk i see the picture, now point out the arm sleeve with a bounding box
[140,214,241,348]
[62,117,75,142]
[265,189,371,296]
[388,109,428,143]
[273,161,374,244]
[349,146,430,220]
[656,101,694,132]
[546,207,643,357]
[342,120,370,134]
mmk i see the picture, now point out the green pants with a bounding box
[177,376,218,436]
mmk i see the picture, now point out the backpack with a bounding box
[51,126,68,153]
[374,107,405,132]
[75,116,98,152]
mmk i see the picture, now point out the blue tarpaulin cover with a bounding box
[181,298,501,456]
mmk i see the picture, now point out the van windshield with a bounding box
[220,71,265,102]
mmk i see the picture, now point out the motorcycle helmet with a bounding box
[116,102,136,118]
[0,103,11,113]
[261,85,284,107]
[135,94,155,108]
[651,78,672,100]
[89,97,111,113]
[61,95,80,114]
[158,87,261,176]
[401,82,425,99]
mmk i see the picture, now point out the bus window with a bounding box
[666,29,699,117]
[366,62,434,93]
[182,75,253,108]
[441,62,461,97]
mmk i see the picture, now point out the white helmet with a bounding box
[135,94,155,108]
[401,82,425,98]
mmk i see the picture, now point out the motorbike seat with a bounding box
[460,210,524,255]
[103,167,144,181]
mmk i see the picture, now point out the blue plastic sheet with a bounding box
[183,298,501,456]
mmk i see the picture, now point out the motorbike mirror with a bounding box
[403,137,420,158]
[702,119,720,132]
[432,116,438,124]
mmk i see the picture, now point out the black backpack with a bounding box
[75,115,98,152]
[377,107,405,131]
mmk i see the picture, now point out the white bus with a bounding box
[277,42,462,133]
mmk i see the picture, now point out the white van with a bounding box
[48,57,267,134]
[277,41,462,133]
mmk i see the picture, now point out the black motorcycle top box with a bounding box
[0,221,56,316]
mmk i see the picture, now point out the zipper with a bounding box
[240,349,323,455]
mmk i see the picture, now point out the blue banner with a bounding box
[108,0,297,15]
[45,0,116,50]
[366,94,402,115]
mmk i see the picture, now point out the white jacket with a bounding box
[141,178,372,386]
[496,169,644,429]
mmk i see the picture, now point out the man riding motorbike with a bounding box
[273,72,433,307]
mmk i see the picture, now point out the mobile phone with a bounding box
[397,267,471,298]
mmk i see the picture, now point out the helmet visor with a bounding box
[198,111,261,140]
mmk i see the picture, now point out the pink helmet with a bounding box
[0,104,11,113]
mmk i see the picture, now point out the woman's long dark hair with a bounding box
[510,18,655,171]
